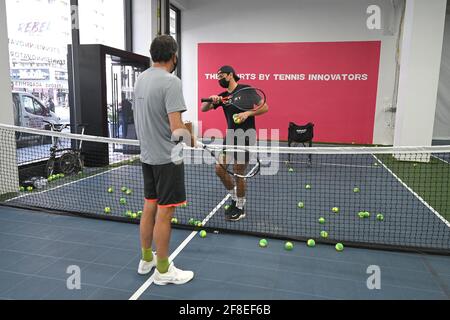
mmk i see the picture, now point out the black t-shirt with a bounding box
[215,84,256,132]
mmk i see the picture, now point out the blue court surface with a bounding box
[0,206,449,300]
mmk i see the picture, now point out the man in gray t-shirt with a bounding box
[133,35,194,285]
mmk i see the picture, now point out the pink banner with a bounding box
[198,41,381,144]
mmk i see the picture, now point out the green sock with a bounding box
[157,257,170,274]
[142,248,154,263]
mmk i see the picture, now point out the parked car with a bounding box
[12,91,61,144]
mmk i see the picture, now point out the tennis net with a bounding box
[1,124,449,254]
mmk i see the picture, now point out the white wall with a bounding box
[180,0,405,145]
[132,0,154,56]
[0,0,19,195]
[0,0,12,125]
[394,0,447,148]
[435,8,450,141]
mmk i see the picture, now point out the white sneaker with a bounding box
[138,253,157,275]
[153,263,194,285]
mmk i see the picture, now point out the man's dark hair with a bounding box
[150,35,178,63]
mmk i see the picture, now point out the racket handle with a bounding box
[201,98,214,103]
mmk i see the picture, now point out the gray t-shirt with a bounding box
[133,67,187,165]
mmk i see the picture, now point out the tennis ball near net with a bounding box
[27,186,34,192]
[104,207,111,214]
[332,207,340,213]
[297,202,305,209]
[376,214,385,221]
[318,217,326,224]
[200,230,207,238]
[335,243,345,252]
[284,242,294,251]
[121,187,128,192]
[305,185,312,190]
[171,218,178,224]
[126,189,133,195]
[19,186,25,192]
[353,188,360,193]
[307,239,316,247]
[259,239,268,248]
[320,231,329,239]
[107,187,114,193]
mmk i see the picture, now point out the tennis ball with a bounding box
[27,186,33,192]
[376,214,384,221]
[320,231,329,239]
[224,205,230,211]
[307,239,316,247]
[121,187,127,192]
[233,114,242,125]
[259,239,268,248]
[200,230,207,238]
[120,198,127,205]
[288,168,295,173]
[353,188,360,193]
[336,243,344,252]
[305,185,312,190]
[108,187,114,193]
[332,207,340,213]
[137,211,143,217]
[364,211,371,218]
[189,218,195,225]
[285,242,294,251]
[125,210,132,217]
[318,217,326,224]
[297,202,305,209]
[358,212,366,219]
[19,186,25,192]
[104,207,111,214]
[181,203,188,208]
[196,222,203,228]
[126,189,133,195]
[47,177,53,182]
[171,218,178,224]
[60,174,65,178]
[374,163,379,167]
[131,213,138,219]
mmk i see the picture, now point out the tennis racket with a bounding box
[201,87,266,112]
[196,140,261,179]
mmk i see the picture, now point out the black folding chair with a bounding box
[288,122,314,166]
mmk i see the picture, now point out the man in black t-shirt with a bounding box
[201,66,269,221]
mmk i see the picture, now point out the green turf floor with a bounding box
[377,154,450,223]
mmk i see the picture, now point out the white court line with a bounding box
[129,194,231,301]
[373,155,450,228]
[6,164,131,203]
[432,154,450,165]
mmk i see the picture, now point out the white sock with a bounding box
[229,187,238,202]
[236,198,246,210]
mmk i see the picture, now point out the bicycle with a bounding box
[43,120,87,178]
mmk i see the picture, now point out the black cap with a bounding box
[218,65,241,82]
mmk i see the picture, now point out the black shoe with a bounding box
[225,201,236,218]
[226,206,246,222]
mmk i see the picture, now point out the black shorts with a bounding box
[142,162,186,207]
[223,134,256,164]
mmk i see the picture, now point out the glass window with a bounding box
[22,96,35,114]
[33,99,44,115]
[78,0,125,50]
[6,0,72,125]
